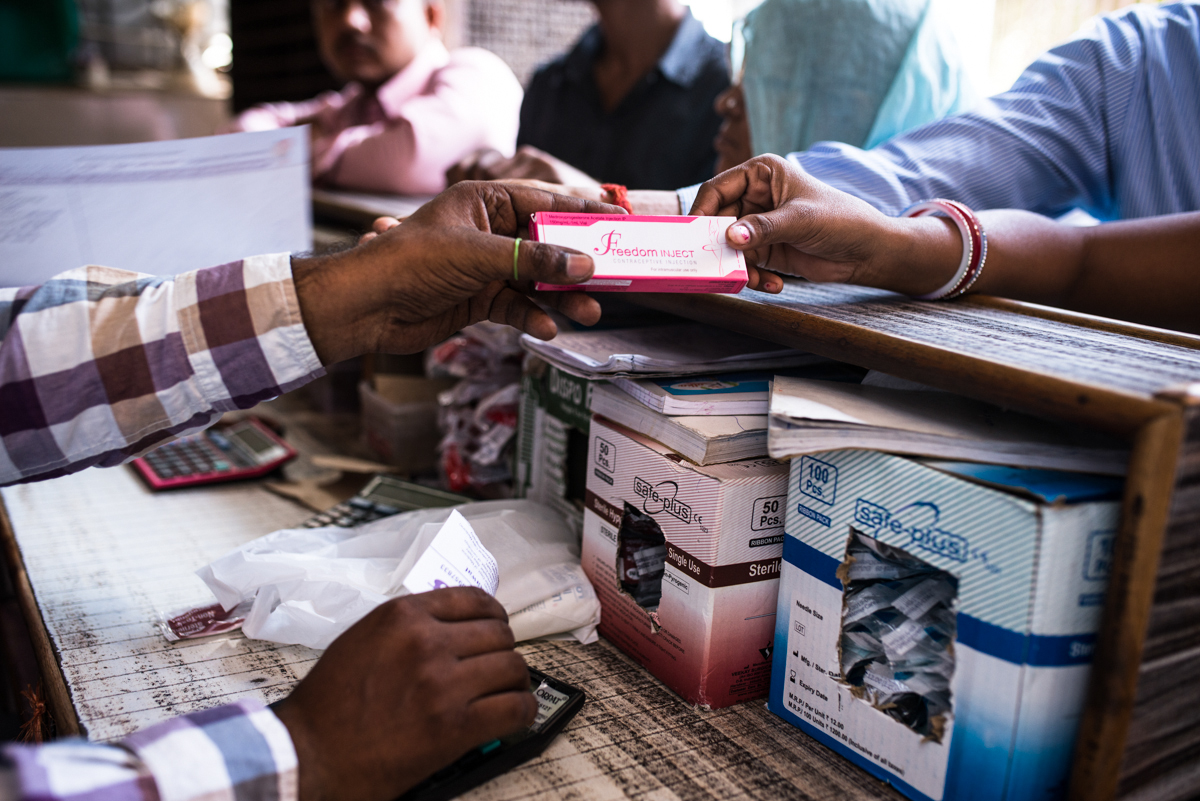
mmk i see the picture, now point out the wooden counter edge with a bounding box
[0,497,82,737]
[1069,406,1186,800]
[627,291,1176,437]
[962,297,1200,351]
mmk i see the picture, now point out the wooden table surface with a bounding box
[0,456,903,801]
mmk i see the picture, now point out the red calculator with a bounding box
[132,418,296,490]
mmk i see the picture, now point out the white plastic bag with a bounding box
[197,500,600,650]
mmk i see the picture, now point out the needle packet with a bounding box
[530,212,748,294]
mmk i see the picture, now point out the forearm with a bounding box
[2,700,297,801]
[864,211,1085,299]
[0,255,324,485]
[872,210,1200,332]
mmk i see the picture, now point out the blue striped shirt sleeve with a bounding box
[795,3,1200,221]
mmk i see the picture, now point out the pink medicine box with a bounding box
[530,212,748,294]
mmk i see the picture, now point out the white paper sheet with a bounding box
[0,128,310,287]
[402,509,500,595]
[521,323,820,379]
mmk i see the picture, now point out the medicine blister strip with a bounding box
[836,527,958,741]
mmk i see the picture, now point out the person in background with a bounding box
[479,0,974,216]
[682,1,1200,219]
[448,0,729,191]
[0,183,621,801]
[712,0,974,174]
[693,154,1200,334]
[227,0,522,196]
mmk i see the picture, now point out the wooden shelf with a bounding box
[628,281,1200,801]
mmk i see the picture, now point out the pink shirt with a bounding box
[230,42,522,195]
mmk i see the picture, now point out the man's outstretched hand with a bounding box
[273,588,535,801]
[293,181,625,364]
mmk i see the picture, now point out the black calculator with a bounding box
[300,474,470,529]
[398,668,586,801]
[132,418,296,490]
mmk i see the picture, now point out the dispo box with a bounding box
[768,450,1121,801]
[582,415,789,708]
[530,212,748,294]
[514,356,594,535]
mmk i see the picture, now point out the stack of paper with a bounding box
[768,377,1130,475]
[0,129,309,288]
[590,364,864,464]
[610,364,864,416]
[589,382,768,465]
[520,324,820,379]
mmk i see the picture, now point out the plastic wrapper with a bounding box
[617,501,667,610]
[836,527,958,741]
[157,600,251,642]
[168,501,599,650]
[426,323,524,494]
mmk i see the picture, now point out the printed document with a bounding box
[0,128,309,287]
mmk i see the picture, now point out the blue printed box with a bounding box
[768,450,1121,801]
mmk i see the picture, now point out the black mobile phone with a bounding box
[397,668,586,801]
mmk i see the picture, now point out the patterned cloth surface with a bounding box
[1,700,298,801]
[0,254,320,797]
[0,253,324,487]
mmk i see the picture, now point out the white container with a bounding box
[768,450,1120,801]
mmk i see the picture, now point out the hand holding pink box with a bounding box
[530,212,749,294]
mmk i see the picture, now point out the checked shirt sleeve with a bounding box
[1,699,298,801]
[0,254,324,486]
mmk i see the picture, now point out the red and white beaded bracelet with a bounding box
[902,199,988,300]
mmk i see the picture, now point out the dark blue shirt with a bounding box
[517,11,730,190]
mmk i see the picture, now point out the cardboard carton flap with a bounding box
[922,460,1124,504]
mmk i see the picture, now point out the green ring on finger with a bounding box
[513,237,522,282]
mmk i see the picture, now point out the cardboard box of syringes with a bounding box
[769,449,1121,801]
[581,415,788,708]
[531,212,748,294]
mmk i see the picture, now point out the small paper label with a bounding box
[403,510,500,596]
[845,555,901,580]
[531,681,570,732]
[843,584,899,624]
[893,578,952,620]
[863,669,912,696]
[881,618,930,659]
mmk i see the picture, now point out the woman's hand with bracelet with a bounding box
[690,155,964,297]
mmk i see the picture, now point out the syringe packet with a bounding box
[530,212,748,293]
[581,415,789,709]
[769,449,1120,801]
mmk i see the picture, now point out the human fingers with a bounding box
[357,216,402,245]
[443,226,595,290]
[691,153,798,217]
[373,216,401,234]
[495,183,625,235]
[744,264,784,293]
[437,617,517,658]
[454,649,532,701]
[486,285,560,341]
[535,290,603,327]
[446,149,502,185]
[467,690,540,738]
[411,586,509,623]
